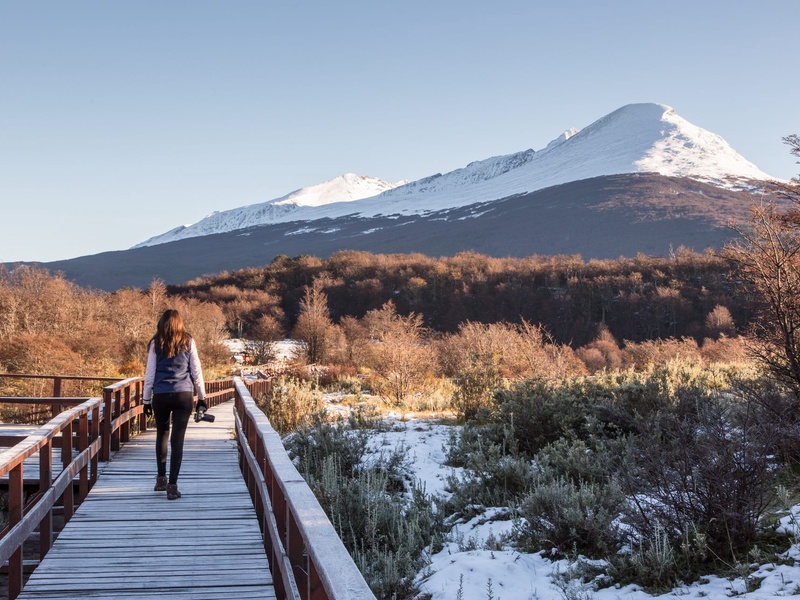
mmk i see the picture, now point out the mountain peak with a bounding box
[132,173,403,248]
[271,173,402,208]
[134,103,774,248]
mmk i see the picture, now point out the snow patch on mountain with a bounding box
[134,103,774,248]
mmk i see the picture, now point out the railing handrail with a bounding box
[0,375,372,600]
[0,374,124,383]
[0,376,150,600]
[0,397,96,404]
[233,377,375,600]
[0,373,126,420]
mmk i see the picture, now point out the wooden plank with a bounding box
[17,400,274,600]
[19,590,274,597]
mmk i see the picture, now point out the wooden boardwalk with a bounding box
[16,400,274,600]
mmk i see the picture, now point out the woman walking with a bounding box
[143,309,207,500]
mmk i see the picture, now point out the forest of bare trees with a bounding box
[172,248,748,345]
[0,245,755,419]
[0,267,229,397]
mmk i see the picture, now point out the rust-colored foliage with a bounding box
[0,266,229,380]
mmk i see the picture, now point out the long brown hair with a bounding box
[152,309,191,358]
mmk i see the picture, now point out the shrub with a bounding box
[610,522,710,592]
[700,334,748,365]
[494,380,597,456]
[622,337,701,371]
[451,358,501,421]
[619,391,786,562]
[286,416,369,479]
[515,474,628,558]
[533,437,631,486]
[577,325,623,374]
[442,422,536,520]
[255,376,325,435]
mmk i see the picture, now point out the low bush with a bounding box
[533,437,629,486]
[515,474,628,558]
[286,416,370,479]
[442,421,536,520]
[619,392,784,561]
[447,366,800,590]
[493,380,595,455]
[609,522,709,592]
[255,376,325,435]
[451,356,503,421]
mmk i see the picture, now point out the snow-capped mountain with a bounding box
[134,173,405,247]
[135,103,773,248]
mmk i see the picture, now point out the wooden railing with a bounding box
[205,379,237,407]
[233,377,375,600]
[0,398,103,599]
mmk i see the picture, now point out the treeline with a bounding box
[171,248,750,346]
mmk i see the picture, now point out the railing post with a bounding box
[309,561,325,600]
[111,390,121,451]
[91,402,100,484]
[246,419,256,496]
[287,513,306,599]
[254,436,265,525]
[121,385,131,443]
[102,388,112,462]
[78,411,89,502]
[61,421,74,520]
[39,438,53,560]
[52,376,63,418]
[274,485,287,558]
[8,464,23,600]
[138,379,147,432]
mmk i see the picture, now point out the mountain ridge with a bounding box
[134,103,773,248]
[35,174,771,291]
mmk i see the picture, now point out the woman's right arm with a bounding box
[143,341,156,402]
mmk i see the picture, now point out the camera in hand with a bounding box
[194,407,215,423]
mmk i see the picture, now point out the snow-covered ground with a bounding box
[222,338,304,366]
[362,419,800,600]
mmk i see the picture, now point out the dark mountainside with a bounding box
[21,174,763,290]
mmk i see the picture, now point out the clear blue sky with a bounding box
[1,1,798,263]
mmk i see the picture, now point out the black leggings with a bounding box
[152,392,193,484]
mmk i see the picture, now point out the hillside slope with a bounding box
[40,174,762,290]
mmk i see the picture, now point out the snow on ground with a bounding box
[364,419,459,499]
[422,546,800,600]
[223,338,304,366]
[359,418,800,600]
[271,339,304,363]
